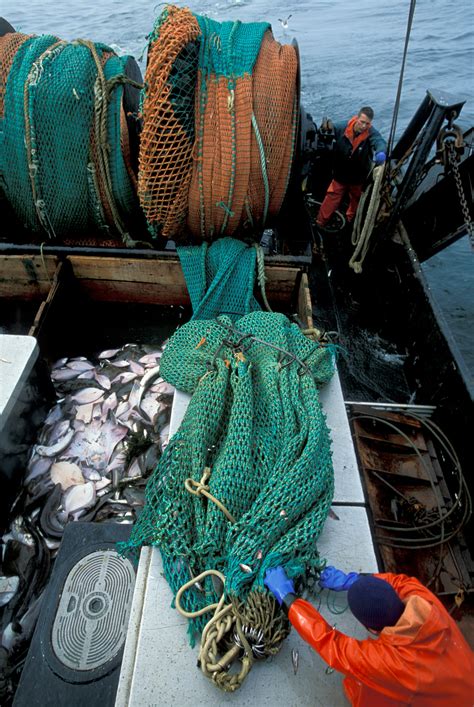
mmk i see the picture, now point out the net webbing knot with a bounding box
[227,88,235,113]
[215,201,235,218]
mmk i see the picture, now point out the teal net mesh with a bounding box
[121,239,335,646]
[1,35,137,239]
[195,16,270,78]
[178,237,261,320]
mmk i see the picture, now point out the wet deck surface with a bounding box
[116,370,378,706]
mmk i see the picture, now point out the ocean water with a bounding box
[3,0,473,373]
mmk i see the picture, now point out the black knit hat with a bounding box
[347,576,405,631]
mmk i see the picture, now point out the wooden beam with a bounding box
[28,261,68,338]
[297,272,313,329]
[0,255,58,299]
[0,253,302,306]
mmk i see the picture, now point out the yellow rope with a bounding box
[302,326,322,341]
[39,242,52,285]
[175,569,227,618]
[24,40,65,237]
[185,467,237,524]
[349,164,385,273]
[200,609,253,691]
[174,568,253,692]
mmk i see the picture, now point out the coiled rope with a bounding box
[175,437,290,692]
[349,164,385,273]
[175,569,289,692]
[76,39,144,247]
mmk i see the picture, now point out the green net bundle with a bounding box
[121,238,335,690]
[0,33,139,243]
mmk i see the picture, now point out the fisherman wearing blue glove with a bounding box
[316,106,387,230]
[264,564,474,706]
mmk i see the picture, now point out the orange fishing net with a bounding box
[187,30,298,238]
[138,5,201,239]
[139,6,298,243]
[251,31,298,218]
[0,32,31,118]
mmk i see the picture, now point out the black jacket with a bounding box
[332,120,387,185]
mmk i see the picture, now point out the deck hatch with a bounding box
[51,550,135,671]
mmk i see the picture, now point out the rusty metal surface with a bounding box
[349,405,473,598]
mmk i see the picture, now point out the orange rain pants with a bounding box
[316,179,362,226]
[288,572,474,706]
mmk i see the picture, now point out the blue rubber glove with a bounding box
[319,566,360,591]
[264,566,295,606]
[374,151,386,165]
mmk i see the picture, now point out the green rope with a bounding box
[254,243,273,312]
[251,113,270,226]
[75,39,134,247]
[197,18,210,240]
[24,40,67,237]
[216,201,235,218]
[284,92,299,193]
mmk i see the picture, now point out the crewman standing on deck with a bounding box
[316,107,387,229]
[264,565,474,706]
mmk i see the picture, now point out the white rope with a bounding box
[349,164,385,273]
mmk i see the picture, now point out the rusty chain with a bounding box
[446,140,474,249]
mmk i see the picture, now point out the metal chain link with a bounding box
[447,141,474,249]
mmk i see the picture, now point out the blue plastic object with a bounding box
[374,151,386,165]
[319,566,360,591]
[264,567,295,605]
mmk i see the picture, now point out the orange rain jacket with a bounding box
[288,572,474,706]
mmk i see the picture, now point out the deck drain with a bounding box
[51,550,135,671]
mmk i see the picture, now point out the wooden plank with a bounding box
[77,279,296,306]
[0,281,51,300]
[0,253,301,305]
[0,255,58,292]
[78,279,191,305]
[68,256,299,305]
[28,261,69,338]
[67,255,299,289]
[297,272,313,329]
[67,255,187,286]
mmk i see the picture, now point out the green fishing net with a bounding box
[1,35,137,240]
[122,239,335,644]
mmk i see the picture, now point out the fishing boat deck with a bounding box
[116,371,379,706]
[0,258,379,704]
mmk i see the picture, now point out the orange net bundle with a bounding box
[0,31,31,120]
[186,73,255,238]
[0,32,31,119]
[187,27,298,240]
[250,31,298,219]
[138,6,201,239]
[139,6,299,243]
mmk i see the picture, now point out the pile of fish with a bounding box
[0,341,173,700]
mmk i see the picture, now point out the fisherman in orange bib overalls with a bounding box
[264,565,474,706]
[316,106,386,229]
